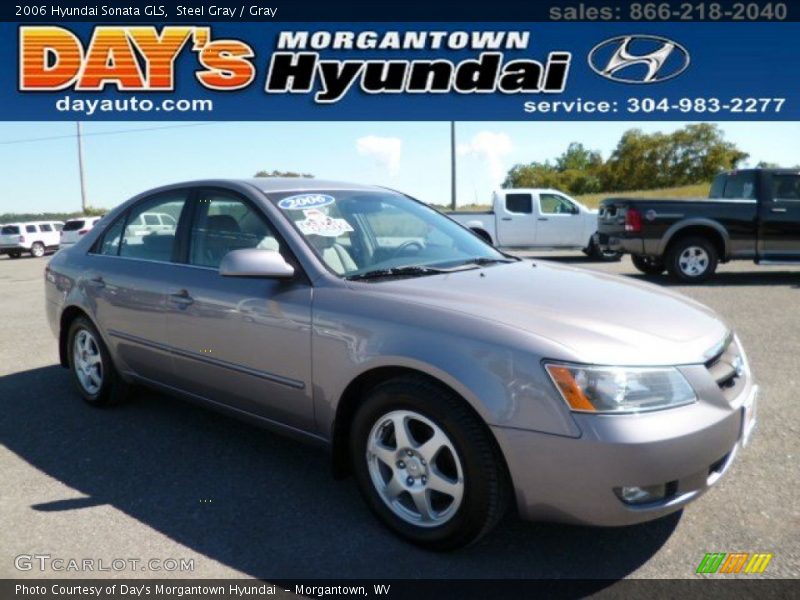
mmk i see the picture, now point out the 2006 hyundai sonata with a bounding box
[45,179,758,550]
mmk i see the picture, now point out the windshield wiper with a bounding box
[457,257,517,267]
[346,265,468,281]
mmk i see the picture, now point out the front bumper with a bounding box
[494,379,758,526]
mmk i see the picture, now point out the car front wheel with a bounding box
[350,375,508,550]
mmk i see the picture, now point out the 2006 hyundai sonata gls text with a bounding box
[45,179,758,550]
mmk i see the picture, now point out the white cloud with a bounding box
[457,131,514,184]
[356,135,403,176]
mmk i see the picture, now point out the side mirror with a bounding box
[219,248,295,279]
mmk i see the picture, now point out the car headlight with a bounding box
[544,363,696,414]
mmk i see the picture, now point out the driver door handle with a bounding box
[169,290,194,307]
[501,217,512,221]
[538,217,549,221]
[771,207,787,213]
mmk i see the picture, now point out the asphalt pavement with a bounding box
[0,251,798,580]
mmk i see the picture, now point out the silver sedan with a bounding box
[45,179,758,550]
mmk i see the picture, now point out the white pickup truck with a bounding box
[448,189,619,260]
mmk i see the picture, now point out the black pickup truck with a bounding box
[596,168,800,282]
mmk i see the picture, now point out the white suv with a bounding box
[0,221,64,258]
[59,216,104,250]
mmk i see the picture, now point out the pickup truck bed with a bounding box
[596,169,800,282]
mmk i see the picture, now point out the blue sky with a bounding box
[1,121,798,213]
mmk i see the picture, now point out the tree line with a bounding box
[503,124,751,194]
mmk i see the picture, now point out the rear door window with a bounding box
[63,220,85,231]
[119,192,189,262]
[505,193,533,214]
[719,172,756,199]
[26,225,37,233]
[40,224,53,232]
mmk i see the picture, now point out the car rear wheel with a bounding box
[631,254,666,275]
[8,251,21,259]
[350,375,508,550]
[67,316,121,406]
[666,237,718,283]
[30,242,45,258]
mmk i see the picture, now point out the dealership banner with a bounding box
[2,1,800,120]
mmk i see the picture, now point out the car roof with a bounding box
[162,177,385,195]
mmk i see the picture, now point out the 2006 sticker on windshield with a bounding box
[296,209,354,237]
[278,194,336,210]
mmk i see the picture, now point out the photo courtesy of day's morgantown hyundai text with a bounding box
[44,178,758,550]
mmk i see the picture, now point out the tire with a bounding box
[67,316,124,406]
[350,375,508,550]
[30,242,45,258]
[666,236,718,283]
[631,254,666,275]
[588,240,622,262]
[9,251,21,259]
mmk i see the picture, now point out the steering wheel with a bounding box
[390,240,424,258]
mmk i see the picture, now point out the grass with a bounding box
[575,183,711,208]
[435,183,712,212]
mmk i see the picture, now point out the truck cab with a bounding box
[449,188,606,255]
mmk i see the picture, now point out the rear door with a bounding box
[495,192,537,246]
[759,171,800,260]
[164,187,315,430]
[84,189,190,382]
[535,192,584,246]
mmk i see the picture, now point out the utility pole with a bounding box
[450,121,456,210]
[76,122,88,213]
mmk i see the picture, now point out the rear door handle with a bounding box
[169,290,194,307]
[771,207,788,213]
[501,217,512,221]
[538,217,549,221]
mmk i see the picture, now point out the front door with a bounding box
[164,188,314,431]
[759,172,800,261]
[535,192,583,247]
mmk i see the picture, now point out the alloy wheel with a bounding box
[73,329,103,395]
[678,246,710,277]
[366,409,464,528]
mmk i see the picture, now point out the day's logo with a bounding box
[588,35,690,84]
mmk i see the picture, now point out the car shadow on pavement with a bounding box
[628,271,800,288]
[0,365,680,580]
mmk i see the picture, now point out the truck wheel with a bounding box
[9,251,22,259]
[666,237,718,283]
[631,254,665,275]
[350,375,508,550]
[30,242,45,258]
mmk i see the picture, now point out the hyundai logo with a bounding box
[588,35,690,84]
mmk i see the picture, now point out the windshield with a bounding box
[63,220,85,231]
[269,189,508,278]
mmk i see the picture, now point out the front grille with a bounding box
[705,337,746,402]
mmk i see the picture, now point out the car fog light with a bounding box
[616,484,667,505]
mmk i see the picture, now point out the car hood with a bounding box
[356,260,728,366]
